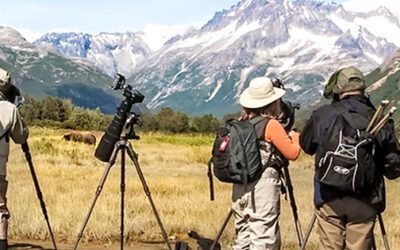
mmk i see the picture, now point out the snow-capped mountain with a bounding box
[34,32,152,76]
[364,49,400,123]
[366,49,400,95]
[0,26,120,113]
[126,0,400,116]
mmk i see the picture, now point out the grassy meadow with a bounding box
[6,127,400,249]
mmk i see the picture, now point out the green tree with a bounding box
[191,114,221,133]
[140,112,160,131]
[65,107,103,130]
[20,95,42,123]
[155,108,189,133]
[173,112,189,133]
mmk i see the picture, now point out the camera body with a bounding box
[94,74,144,162]
[112,74,145,104]
[273,78,300,131]
[280,100,300,131]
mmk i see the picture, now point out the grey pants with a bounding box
[232,168,281,250]
[0,175,8,240]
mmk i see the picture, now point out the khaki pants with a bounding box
[0,176,8,240]
[315,196,377,250]
[232,168,281,250]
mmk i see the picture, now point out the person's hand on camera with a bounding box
[289,130,300,141]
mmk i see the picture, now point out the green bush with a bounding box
[190,114,221,133]
[19,96,229,134]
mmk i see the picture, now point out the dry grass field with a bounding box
[5,127,400,249]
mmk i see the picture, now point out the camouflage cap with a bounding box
[323,66,365,99]
[0,68,11,94]
[323,70,341,99]
[337,66,365,93]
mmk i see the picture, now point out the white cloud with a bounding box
[141,23,201,52]
[1,25,80,42]
[342,0,400,18]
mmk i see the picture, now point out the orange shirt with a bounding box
[264,119,300,161]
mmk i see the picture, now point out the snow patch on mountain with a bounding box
[34,32,152,76]
[127,0,400,116]
[206,79,223,103]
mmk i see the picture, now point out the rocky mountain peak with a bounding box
[0,26,32,48]
[381,49,400,72]
[35,31,152,76]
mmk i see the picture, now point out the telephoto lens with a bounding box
[94,98,134,162]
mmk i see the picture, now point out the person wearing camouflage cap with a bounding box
[0,68,29,249]
[300,67,400,249]
[323,66,366,101]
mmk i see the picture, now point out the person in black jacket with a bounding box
[300,66,400,249]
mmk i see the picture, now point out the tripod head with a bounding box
[123,112,142,140]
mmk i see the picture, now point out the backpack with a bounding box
[210,116,269,184]
[316,103,376,194]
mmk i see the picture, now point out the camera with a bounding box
[94,74,145,162]
[273,79,300,131]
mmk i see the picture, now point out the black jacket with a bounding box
[300,95,400,212]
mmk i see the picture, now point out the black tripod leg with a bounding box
[372,234,377,250]
[210,209,233,250]
[282,166,304,248]
[301,214,316,250]
[73,142,121,250]
[120,147,126,250]
[378,213,390,250]
[21,143,58,250]
[207,159,214,201]
[125,144,172,250]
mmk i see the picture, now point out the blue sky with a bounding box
[1,1,239,40]
[1,0,396,50]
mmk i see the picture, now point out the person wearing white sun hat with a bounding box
[232,76,301,250]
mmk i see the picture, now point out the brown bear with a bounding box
[63,131,96,145]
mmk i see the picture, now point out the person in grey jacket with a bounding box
[0,68,29,249]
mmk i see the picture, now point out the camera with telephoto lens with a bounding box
[273,78,300,131]
[94,74,145,162]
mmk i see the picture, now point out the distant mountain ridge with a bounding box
[0,26,120,114]
[365,49,400,125]
[2,0,400,117]
[34,32,152,76]
[125,0,399,116]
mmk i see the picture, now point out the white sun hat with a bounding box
[239,77,286,109]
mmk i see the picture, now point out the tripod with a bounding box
[73,125,172,250]
[21,143,58,250]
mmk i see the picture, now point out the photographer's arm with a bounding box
[299,114,317,155]
[265,119,300,160]
[380,120,400,179]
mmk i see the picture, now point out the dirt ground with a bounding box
[8,240,171,250]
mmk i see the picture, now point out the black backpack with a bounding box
[210,116,269,185]
[316,103,376,194]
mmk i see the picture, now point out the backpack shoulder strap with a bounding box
[0,129,9,141]
[249,116,270,140]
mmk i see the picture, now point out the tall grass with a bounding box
[6,127,400,249]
